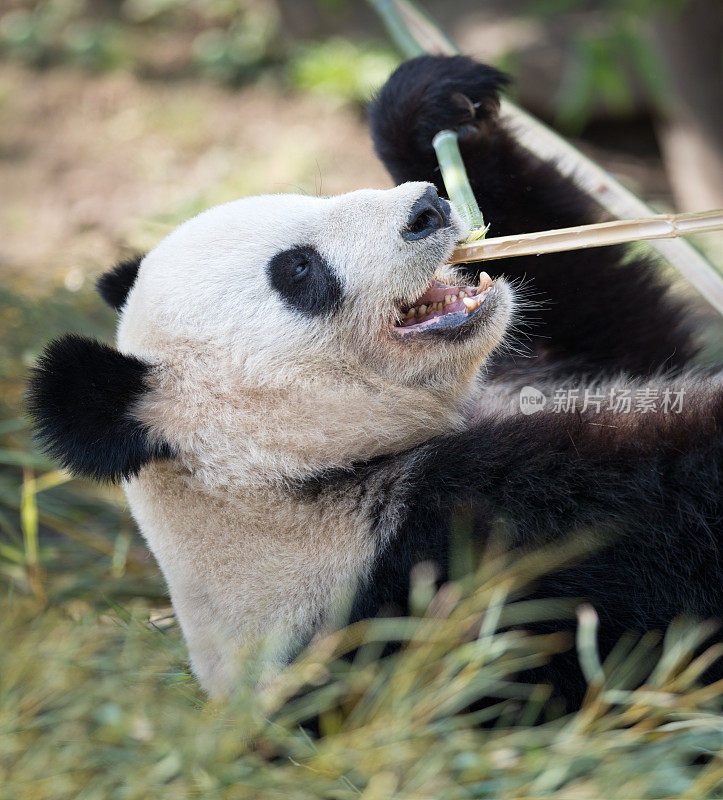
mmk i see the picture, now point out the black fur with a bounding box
[447,394,722,703]
[97,254,143,311]
[27,334,174,481]
[369,56,697,376]
[351,55,722,711]
[349,492,451,624]
[292,454,451,626]
[324,391,723,710]
[26,55,720,718]
[267,245,342,317]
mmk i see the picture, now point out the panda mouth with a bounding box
[393,272,494,338]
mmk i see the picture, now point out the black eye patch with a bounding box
[267,245,342,317]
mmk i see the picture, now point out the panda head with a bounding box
[29,183,513,485]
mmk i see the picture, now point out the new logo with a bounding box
[519,386,547,415]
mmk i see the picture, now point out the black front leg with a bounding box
[407,378,722,709]
[418,380,722,624]
[369,56,697,374]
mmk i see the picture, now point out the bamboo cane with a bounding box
[432,130,485,232]
[449,209,723,264]
[367,0,723,317]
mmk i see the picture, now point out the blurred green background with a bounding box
[0,2,721,797]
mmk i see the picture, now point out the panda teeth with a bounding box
[400,281,493,325]
[463,286,493,313]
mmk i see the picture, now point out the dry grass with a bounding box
[2,547,722,800]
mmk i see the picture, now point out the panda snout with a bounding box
[402,186,450,241]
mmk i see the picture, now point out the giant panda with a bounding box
[28,55,722,707]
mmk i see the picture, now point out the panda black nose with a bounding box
[402,186,450,241]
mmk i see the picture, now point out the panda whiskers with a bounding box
[489,276,545,358]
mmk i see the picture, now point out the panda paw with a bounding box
[369,55,509,176]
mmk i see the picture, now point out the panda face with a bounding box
[114,183,513,483]
[28,181,516,688]
[119,182,511,384]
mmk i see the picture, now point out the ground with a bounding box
[0,62,390,290]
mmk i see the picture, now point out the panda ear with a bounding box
[27,334,175,482]
[97,254,144,311]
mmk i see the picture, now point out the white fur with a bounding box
[116,184,514,695]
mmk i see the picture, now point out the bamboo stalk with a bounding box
[20,467,45,602]
[449,209,723,265]
[496,99,723,315]
[432,130,485,232]
[367,0,723,317]
[368,0,457,56]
